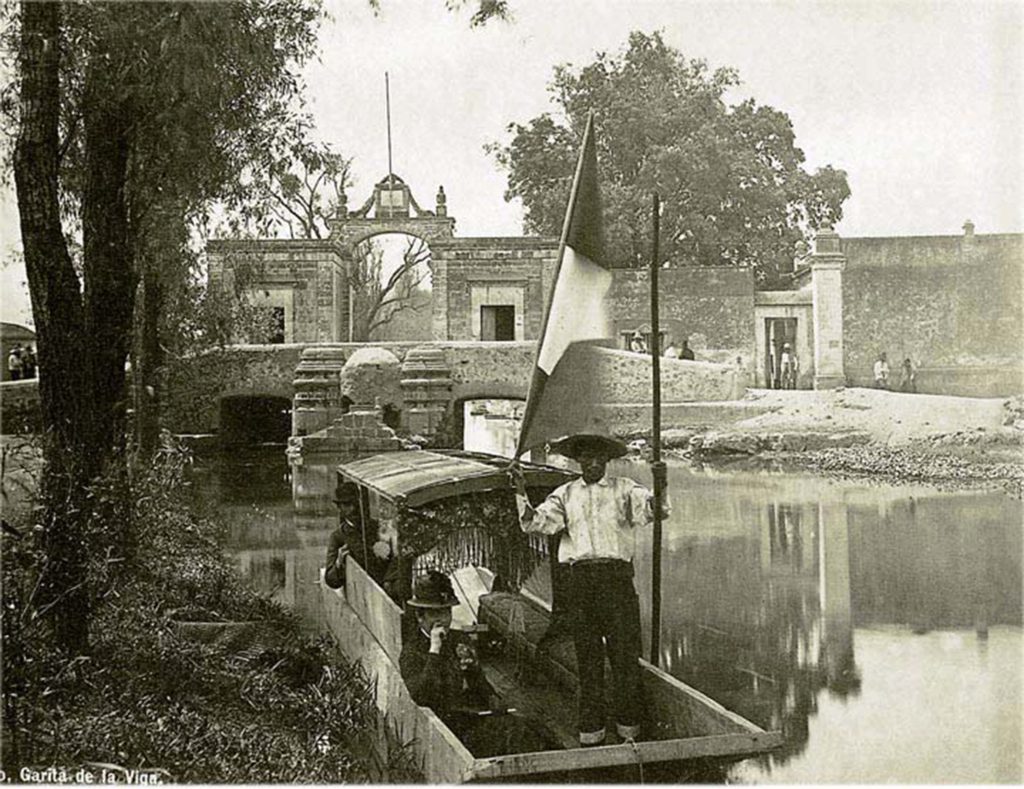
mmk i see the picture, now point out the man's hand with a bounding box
[507,463,528,498]
[429,623,447,654]
[335,544,350,567]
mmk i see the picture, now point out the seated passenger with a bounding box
[399,571,553,758]
[324,482,391,590]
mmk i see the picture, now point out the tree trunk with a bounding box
[13,1,92,653]
[13,4,139,655]
[135,261,165,459]
[82,69,135,457]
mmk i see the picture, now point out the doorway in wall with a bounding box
[480,305,516,341]
[765,317,798,389]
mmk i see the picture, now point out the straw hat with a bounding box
[550,433,628,462]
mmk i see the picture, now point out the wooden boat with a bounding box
[319,449,782,782]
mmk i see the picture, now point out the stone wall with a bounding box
[841,233,1023,395]
[608,267,756,369]
[430,238,559,341]
[0,380,41,433]
[208,240,343,343]
[164,344,306,434]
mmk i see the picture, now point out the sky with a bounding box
[2,0,1022,327]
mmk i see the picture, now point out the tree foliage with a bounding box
[9,0,323,653]
[490,31,850,284]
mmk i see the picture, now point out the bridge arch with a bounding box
[218,392,292,445]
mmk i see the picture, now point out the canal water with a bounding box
[192,444,1022,784]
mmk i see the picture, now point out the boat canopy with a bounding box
[336,450,577,508]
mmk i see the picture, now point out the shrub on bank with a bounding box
[1,438,419,783]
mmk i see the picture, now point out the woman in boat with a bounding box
[400,571,552,758]
[511,433,669,747]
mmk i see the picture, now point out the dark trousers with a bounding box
[567,560,643,734]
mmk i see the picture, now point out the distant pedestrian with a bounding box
[780,343,798,389]
[679,339,695,361]
[873,352,890,389]
[629,331,647,354]
[899,358,916,393]
[21,346,36,379]
[7,346,22,381]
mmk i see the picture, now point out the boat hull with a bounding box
[320,559,782,782]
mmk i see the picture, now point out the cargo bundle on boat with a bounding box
[319,449,782,782]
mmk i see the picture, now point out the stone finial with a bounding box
[436,185,447,217]
[963,219,975,237]
[813,226,841,256]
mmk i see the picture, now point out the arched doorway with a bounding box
[346,232,433,342]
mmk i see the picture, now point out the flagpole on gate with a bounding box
[649,192,666,667]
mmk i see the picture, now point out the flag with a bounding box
[515,113,614,457]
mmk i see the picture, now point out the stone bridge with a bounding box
[7,341,742,449]
[163,340,741,447]
[163,341,540,442]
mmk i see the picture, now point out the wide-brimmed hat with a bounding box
[334,481,360,506]
[550,433,628,462]
[407,571,458,609]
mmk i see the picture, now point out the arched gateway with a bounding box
[207,175,560,345]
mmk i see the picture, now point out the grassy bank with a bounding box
[1,438,418,783]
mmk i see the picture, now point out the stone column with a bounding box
[810,228,847,389]
[429,250,449,340]
[400,345,453,439]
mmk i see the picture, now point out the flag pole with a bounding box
[649,192,666,667]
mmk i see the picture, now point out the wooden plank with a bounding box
[640,659,763,737]
[469,732,783,781]
[479,656,579,750]
[344,555,404,662]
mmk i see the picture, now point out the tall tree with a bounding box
[10,0,322,653]
[490,31,850,284]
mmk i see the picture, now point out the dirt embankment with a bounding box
[650,388,1024,492]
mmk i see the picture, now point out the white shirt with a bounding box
[874,359,889,380]
[517,476,668,564]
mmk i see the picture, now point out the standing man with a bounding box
[679,339,695,361]
[510,433,668,746]
[873,352,890,389]
[21,346,36,379]
[780,342,798,389]
[7,345,23,381]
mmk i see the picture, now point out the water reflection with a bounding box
[193,447,1023,784]
[616,461,1022,778]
